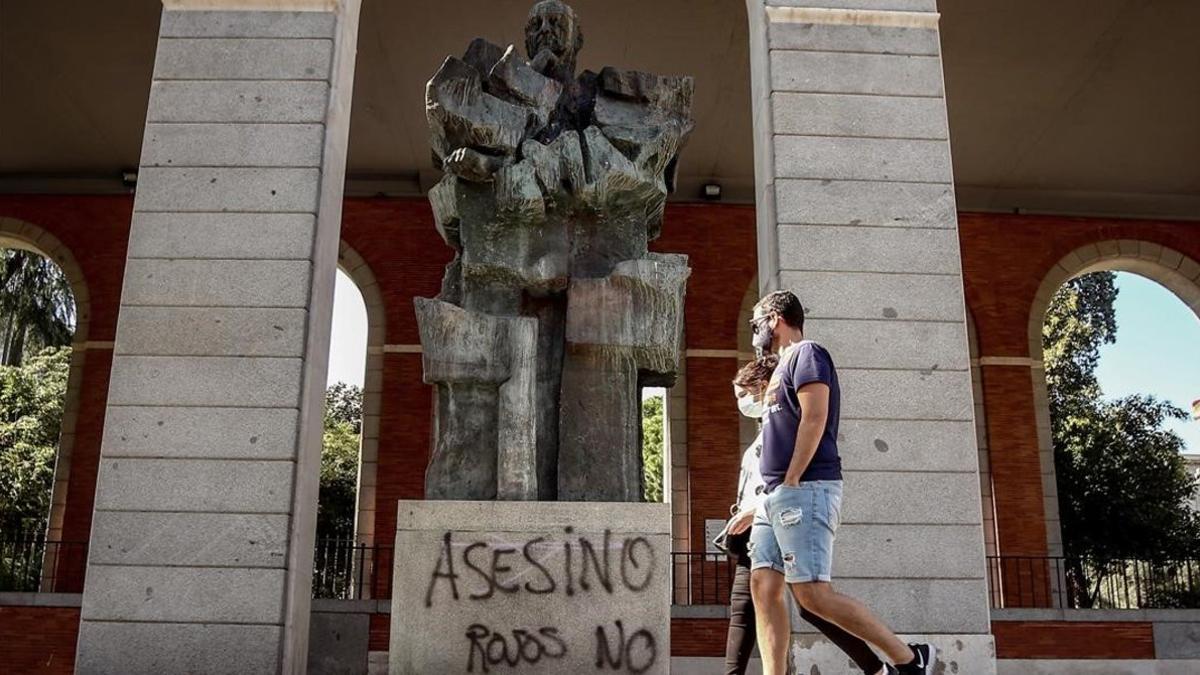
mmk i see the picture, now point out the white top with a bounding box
[735,429,768,514]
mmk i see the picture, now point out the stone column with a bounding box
[76,2,361,673]
[746,1,995,671]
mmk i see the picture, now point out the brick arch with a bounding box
[735,278,758,451]
[1026,241,1200,548]
[0,217,92,589]
[1028,241,1200,353]
[0,217,90,344]
[335,242,387,553]
[960,214,1200,566]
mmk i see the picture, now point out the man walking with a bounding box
[747,290,936,675]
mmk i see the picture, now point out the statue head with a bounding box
[525,0,584,81]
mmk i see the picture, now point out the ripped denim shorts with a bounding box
[747,480,843,583]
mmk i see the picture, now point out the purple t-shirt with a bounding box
[759,340,842,491]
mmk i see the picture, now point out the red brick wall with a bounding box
[684,360,747,552]
[978,365,1047,558]
[369,613,390,652]
[653,204,758,352]
[960,213,1200,560]
[992,620,1156,659]
[372,352,431,556]
[0,606,80,674]
[671,617,729,657]
[654,205,758,553]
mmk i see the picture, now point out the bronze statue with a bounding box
[417,0,693,502]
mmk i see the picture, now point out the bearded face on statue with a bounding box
[524,0,584,81]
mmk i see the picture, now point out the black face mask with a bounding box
[751,320,773,351]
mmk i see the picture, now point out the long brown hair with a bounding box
[733,353,779,392]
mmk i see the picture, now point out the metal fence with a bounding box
[987,556,1200,609]
[18,534,1195,612]
[670,552,737,606]
[310,544,741,605]
[0,530,87,593]
[311,539,393,600]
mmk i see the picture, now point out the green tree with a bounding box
[325,381,363,434]
[0,347,70,534]
[0,249,75,366]
[317,383,363,540]
[1043,271,1118,431]
[1055,395,1197,563]
[642,394,665,503]
[1043,273,1200,605]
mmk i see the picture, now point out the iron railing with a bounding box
[311,539,393,600]
[0,530,88,593]
[311,544,740,605]
[18,535,1195,613]
[987,556,1200,609]
[670,552,737,606]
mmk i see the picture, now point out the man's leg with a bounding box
[749,569,789,675]
[798,606,884,674]
[747,508,789,675]
[791,582,910,664]
[774,482,934,673]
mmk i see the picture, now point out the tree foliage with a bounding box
[1044,273,1200,568]
[325,381,363,434]
[0,249,75,366]
[318,383,363,540]
[0,347,70,533]
[642,394,665,503]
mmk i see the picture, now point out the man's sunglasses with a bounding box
[749,315,773,333]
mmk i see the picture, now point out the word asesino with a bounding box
[425,528,655,608]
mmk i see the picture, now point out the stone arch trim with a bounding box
[0,217,93,587]
[0,216,90,344]
[735,278,759,452]
[1028,240,1200,352]
[1025,241,1200,560]
[336,241,387,549]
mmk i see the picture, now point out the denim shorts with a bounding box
[748,480,843,583]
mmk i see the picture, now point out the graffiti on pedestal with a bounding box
[422,528,660,673]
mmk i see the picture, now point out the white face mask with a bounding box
[738,395,766,419]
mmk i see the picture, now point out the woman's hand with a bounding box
[727,509,755,535]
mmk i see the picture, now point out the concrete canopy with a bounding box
[1,0,1198,218]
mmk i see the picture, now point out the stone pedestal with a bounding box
[390,501,671,675]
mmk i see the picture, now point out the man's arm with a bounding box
[782,382,830,486]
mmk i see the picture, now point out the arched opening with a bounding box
[1028,242,1200,608]
[312,243,386,599]
[0,217,90,593]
